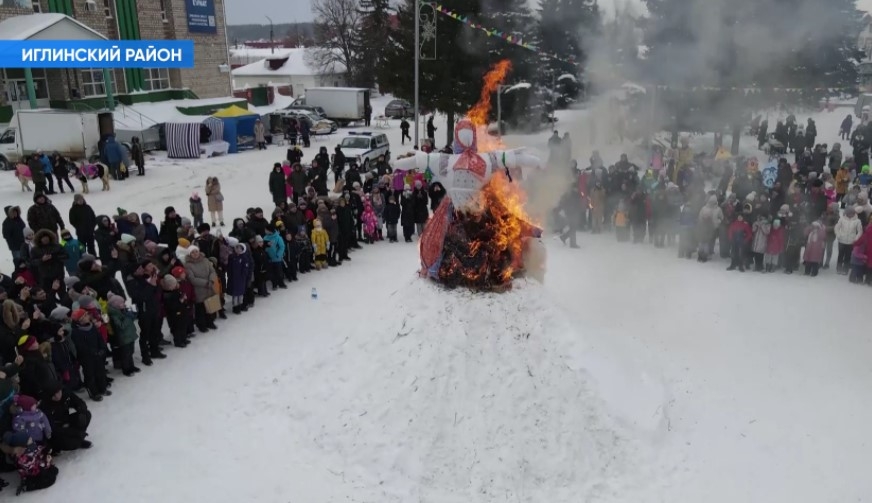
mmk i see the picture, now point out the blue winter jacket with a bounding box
[263,231,285,263]
[40,154,53,174]
[60,237,85,275]
[104,137,124,164]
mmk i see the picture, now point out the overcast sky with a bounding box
[223,0,648,26]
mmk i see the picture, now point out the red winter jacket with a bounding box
[766,226,786,254]
[852,224,872,268]
[728,219,752,244]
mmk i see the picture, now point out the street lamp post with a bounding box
[414,0,420,147]
[265,16,274,54]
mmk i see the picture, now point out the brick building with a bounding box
[0,0,231,121]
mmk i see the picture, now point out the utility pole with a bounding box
[265,16,274,54]
[414,0,420,147]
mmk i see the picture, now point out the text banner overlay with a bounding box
[0,40,195,68]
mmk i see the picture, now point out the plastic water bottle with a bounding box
[311,287,318,300]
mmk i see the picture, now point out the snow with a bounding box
[0,13,105,41]
[557,73,578,83]
[116,96,249,126]
[2,95,870,502]
[505,82,532,93]
[231,48,347,77]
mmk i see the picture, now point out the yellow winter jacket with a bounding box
[835,168,850,195]
[311,228,329,255]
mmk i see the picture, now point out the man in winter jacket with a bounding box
[42,382,92,451]
[3,206,26,261]
[126,260,166,366]
[30,230,67,290]
[159,206,182,252]
[26,194,64,235]
[28,153,47,195]
[103,136,124,180]
[17,336,59,399]
[68,195,96,255]
[727,214,752,272]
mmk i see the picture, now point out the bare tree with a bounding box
[307,0,362,83]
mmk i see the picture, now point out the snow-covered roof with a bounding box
[0,13,107,41]
[118,96,250,126]
[231,48,346,77]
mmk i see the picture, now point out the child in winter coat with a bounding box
[160,274,190,348]
[282,230,299,282]
[3,431,58,494]
[802,221,826,276]
[106,293,139,374]
[189,193,205,229]
[371,187,386,241]
[311,219,329,270]
[835,207,863,275]
[400,186,415,243]
[384,195,400,242]
[727,214,752,272]
[850,246,867,283]
[263,225,287,290]
[764,218,786,272]
[614,200,630,242]
[59,229,85,277]
[11,395,51,445]
[70,309,109,401]
[361,201,378,244]
[170,266,196,335]
[295,229,313,273]
[750,216,771,272]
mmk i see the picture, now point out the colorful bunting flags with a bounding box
[432,3,578,65]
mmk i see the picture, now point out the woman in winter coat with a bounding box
[289,164,308,200]
[254,119,266,150]
[335,197,355,258]
[428,182,446,212]
[30,230,67,290]
[835,207,863,275]
[750,216,771,272]
[183,246,218,332]
[226,243,251,314]
[269,164,287,206]
[94,215,118,265]
[205,176,224,227]
[696,195,724,262]
[802,221,826,276]
[412,181,429,235]
[67,195,96,255]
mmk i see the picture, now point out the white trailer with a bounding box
[0,110,105,170]
[302,87,370,125]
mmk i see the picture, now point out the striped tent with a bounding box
[166,122,200,159]
[203,117,224,144]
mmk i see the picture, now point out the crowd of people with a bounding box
[553,122,872,282]
[0,143,452,495]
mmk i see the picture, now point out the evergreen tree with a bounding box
[486,0,539,84]
[537,0,599,83]
[358,0,392,88]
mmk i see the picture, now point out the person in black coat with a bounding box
[125,261,165,366]
[314,146,331,172]
[332,146,346,184]
[427,116,437,141]
[42,382,92,451]
[384,194,401,242]
[51,153,75,193]
[30,230,67,290]
[344,164,362,189]
[17,336,60,399]
[158,206,182,252]
[26,193,64,235]
[131,136,145,176]
[805,118,817,149]
[93,214,118,265]
[68,195,96,255]
[69,311,109,401]
[309,161,329,196]
[400,188,415,242]
[268,164,286,206]
[335,198,355,259]
[428,182,446,212]
[246,209,269,237]
[412,182,429,235]
[3,206,26,262]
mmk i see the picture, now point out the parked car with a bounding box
[384,99,413,118]
[285,105,328,119]
[339,131,390,168]
[274,111,337,136]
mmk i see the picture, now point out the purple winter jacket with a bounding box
[12,410,52,443]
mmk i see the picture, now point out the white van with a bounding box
[339,131,390,169]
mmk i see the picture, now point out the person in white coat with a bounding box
[834,206,863,275]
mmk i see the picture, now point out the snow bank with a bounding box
[286,279,670,502]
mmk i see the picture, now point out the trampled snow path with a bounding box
[283,279,674,502]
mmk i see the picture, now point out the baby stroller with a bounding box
[764,134,786,156]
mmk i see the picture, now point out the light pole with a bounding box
[265,16,274,54]
[414,0,419,146]
[415,2,436,148]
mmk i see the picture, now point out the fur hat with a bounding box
[107,294,126,310]
[23,227,34,239]
[161,275,178,290]
[181,217,192,227]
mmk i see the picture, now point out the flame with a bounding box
[437,172,539,291]
[467,60,511,153]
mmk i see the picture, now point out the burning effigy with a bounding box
[392,62,545,291]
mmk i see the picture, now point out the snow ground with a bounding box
[2,96,870,502]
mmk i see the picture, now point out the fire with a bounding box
[467,59,512,153]
[437,172,539,291]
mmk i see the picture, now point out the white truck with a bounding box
[0,110,105,171]
[300,87,371,126]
